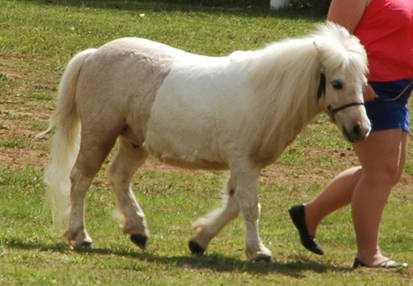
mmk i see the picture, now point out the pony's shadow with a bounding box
[5,238,350,278]
[22,0,323,20]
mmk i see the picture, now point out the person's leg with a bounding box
[303,129,407,265]
[305,166,362,237]
[351,129,408,265]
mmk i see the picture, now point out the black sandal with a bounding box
[289,204,324,255]
[352,257,409,269]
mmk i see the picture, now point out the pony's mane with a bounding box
[311,22,368,76]
[247,22,368,88]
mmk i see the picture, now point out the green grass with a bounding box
[1,1,413,285]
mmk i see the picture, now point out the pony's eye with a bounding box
[331,80,343,89]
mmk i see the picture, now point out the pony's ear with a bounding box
[313,41,326,62]
[313,41,320,53]
[314,41,327,73]
[313,41,322,57]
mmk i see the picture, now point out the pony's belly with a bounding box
[143,138,228,170]
[143,112,227,169]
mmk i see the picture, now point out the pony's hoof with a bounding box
[73,240,93,249]
[130,234,147,249]
[188,239,205,255]
[253,254,273,263]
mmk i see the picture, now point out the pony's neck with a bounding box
[246,39,324,166]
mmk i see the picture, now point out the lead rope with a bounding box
[375,80,413,102]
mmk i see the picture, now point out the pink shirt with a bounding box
[354,0,413,81]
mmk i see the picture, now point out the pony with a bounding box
[39,22,370,262]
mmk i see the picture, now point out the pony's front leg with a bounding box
[234,167,272,262]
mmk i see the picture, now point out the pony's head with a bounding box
[314,22,371,142]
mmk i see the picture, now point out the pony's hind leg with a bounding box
[65,166,95,248]
[189,175,240,254]
[108,136,149,249]
[64,125,120,248]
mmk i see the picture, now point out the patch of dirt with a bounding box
[0,147,47,169]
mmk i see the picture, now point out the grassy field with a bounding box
[1,0,413,285]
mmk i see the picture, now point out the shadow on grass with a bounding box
[20,0,323,20]
[4,237,350,278]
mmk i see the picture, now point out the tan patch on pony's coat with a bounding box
[75,38,175,148]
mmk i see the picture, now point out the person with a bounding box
[289,0,413,268]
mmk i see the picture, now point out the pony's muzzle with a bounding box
[343,121,371,142]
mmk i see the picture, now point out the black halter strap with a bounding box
[327,102,364,115]
[317,72,326,100]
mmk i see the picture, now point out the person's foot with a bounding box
[352,257,408,269]
[288,204,324,255]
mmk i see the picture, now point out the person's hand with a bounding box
[363,84,378,102]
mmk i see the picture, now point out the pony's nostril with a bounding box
[353,124,362,136]
[352,122,371,139]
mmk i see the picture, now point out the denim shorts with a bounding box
[365,79,413,133]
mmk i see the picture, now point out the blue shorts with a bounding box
[365,79,413,133]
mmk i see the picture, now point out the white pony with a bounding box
[39,22,370,262]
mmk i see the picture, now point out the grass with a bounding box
[1,0,413,285]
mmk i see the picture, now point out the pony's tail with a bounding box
[37,49,96,233]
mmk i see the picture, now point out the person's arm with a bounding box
[327,0,370,33]
[328,0,376,101]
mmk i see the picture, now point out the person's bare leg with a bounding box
[304,129,407,265]
[305,166,362,236]
[351,129,407,265]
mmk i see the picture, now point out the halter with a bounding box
[317,72,364,123]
